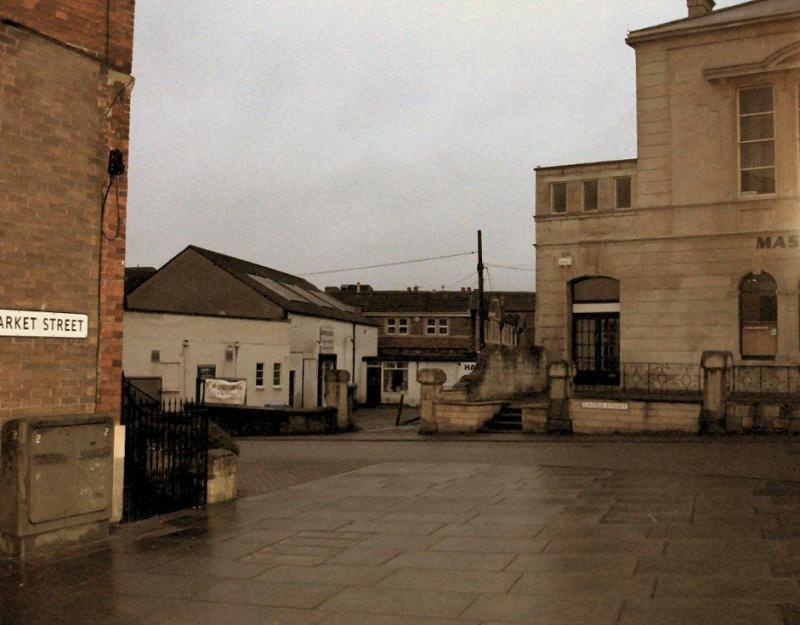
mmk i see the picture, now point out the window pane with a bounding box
[740,141,775,168]
[615,177,631,208]
[739,86,773,115]
[740,113,773,141]
[741,168,775,194]
[583,180,598,211]
[551,183,567,213]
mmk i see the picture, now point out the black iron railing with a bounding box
[731,365,800,396]
[122,381,209,522]
[576,362,701,399]
[621,362,701,394]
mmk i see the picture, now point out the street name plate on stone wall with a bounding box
[0,309,88,338]
[581,401,629,410]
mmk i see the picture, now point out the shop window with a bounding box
[383,361,408,392]
[583,180,598,211]
[739,86,775,195]
[255,362,264,388]
[273,363,282,387]
[740,272,778,359]
[426,318,449,335]
[615,177,632,208]
[551,182,567,213]
[386,318,409,335]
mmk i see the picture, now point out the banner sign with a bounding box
[458,362,477,378]
[203,378,247,405]
[0,309,88,338]
[319,326,335,354]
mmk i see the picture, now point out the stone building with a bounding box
[124,246,378,408]
[535,0,800,386]
[0,4,135,424]
[329,285,535,406]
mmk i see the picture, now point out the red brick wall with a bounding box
[0,2,134,423]
[1,0,134,72]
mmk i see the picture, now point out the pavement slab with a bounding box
[5,435,800,625]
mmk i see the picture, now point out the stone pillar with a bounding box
[417,368,446,434]
[700,351,730,433]
[547,361,575,433]
[324,369,352,430]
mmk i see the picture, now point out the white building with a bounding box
[124,246,378,407]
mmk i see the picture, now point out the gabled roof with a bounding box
[124,267,156,296]
[627,0,800,45]
[473,291,536,313]
[129,245,375,325]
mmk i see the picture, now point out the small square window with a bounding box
[615,177,632,209]
[255,362,264,387]
[273,363,281,387]
[386,318,409,335]
[425,318,449,335]
[150,350,160,363]
[583,180,598,211]
[551,182,567,213]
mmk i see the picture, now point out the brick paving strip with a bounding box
[3,438,800,624]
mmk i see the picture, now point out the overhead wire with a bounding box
[444,270,478,290]
[300,251,476,276]
[486,263,534,272]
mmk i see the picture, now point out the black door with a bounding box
[366,366,381,407]
[572,313,619,385]
[195,365,216,403]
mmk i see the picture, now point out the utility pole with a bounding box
[477,230,485,350]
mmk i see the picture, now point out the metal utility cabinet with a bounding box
[0,414,114,559]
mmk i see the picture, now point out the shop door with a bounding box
[366,366,381,407]
[572,313,619,385]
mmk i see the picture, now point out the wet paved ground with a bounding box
[4,433,800,624]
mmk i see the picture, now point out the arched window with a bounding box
[571,277,620,385]
[740,272,777,359]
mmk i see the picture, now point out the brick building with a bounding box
[329,285,535,406]
[0,3,136,425]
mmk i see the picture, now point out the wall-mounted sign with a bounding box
[0,309,88,339]
[756,235,799,250]
[581,401,629,410]
[203,378,246,405]
[319,326,335,354]
[458,362,477,378]
[558,256,573,267]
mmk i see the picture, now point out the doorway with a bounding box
[571,277,620,386]
[195,364,216,403]
[317,354,337,406]
[366,366,381,407]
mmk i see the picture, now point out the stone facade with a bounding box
[0,3,135,425]
[535,2,800,372]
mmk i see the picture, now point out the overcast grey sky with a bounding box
[127,0,741,292]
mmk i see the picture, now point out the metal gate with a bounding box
[122,381,208,522]
[573,313,620,386]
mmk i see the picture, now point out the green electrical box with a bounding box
[0,414,114,559]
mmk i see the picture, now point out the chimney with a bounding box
[687,0,714,18]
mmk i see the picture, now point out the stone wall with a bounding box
[570,399,700,434]
[207,450,238,505]
[452,344,546,402]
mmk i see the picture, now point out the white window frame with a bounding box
[386,317,409,335]
[614,176,632,209]
[550,182,567,213]
[737,85,776,196]
[255,362,264,388]
[382,361,409,392]
[426,318,449,335]
[582,179,599,211]
[272,362,282,388]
